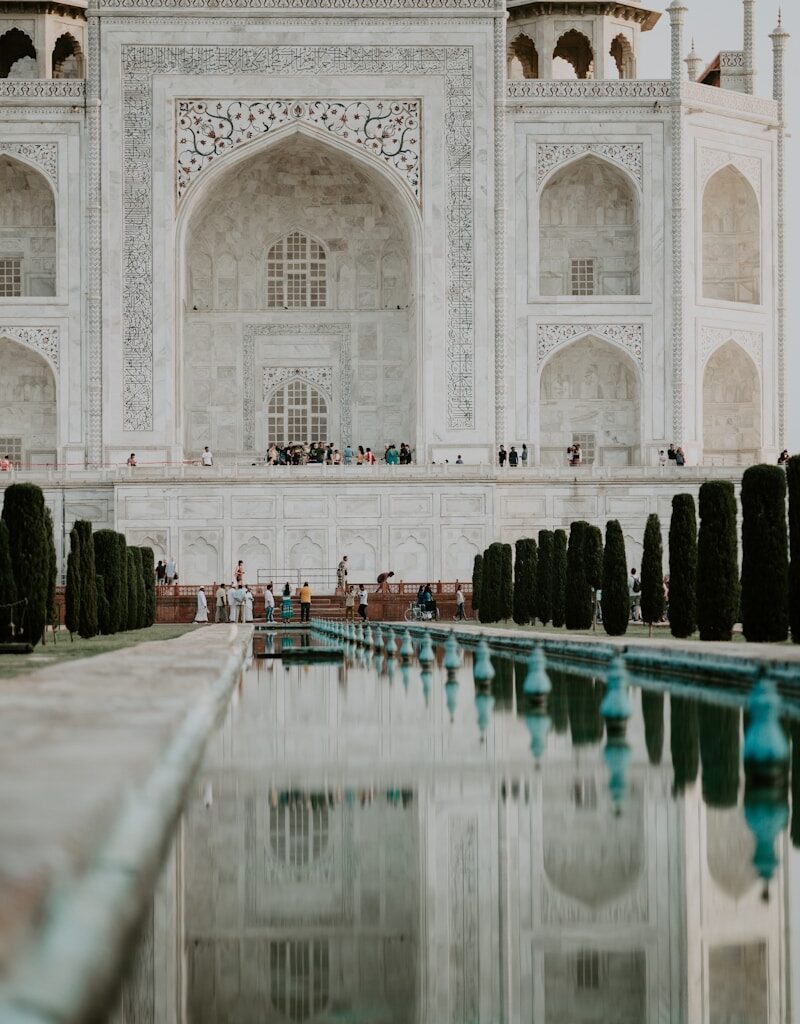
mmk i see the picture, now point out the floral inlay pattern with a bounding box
[177,99,421,202]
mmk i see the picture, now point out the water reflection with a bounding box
[120,643,798,1023]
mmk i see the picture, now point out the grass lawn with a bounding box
[0,624,200,680]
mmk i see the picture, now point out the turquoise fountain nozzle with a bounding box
[600,654,632,737]
[523,645,551,702]
[744,675,790,787]
[525,711,551,763]
[418,632,434,666]
[473,639,495,684]
[443,631,461,672]
[399,629,415,661]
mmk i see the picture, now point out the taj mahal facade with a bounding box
[0,0,790,583]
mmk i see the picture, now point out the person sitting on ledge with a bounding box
[126,452,137,467]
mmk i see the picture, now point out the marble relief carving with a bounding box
[0,325,60,368]
[507,80,671,100]
[537,323,644,370]
[699,326,762,367]
[0,143,58,186]
[536,142,643,189]
[121,45,474,432]
[699,147,761,191]
[263,365,333,399]
[177,99,420,202]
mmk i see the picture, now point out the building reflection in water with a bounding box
[115,653,797,1024]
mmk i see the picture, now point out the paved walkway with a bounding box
[0,625,252,1022]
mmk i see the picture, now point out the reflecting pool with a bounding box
[126,635,800,1023]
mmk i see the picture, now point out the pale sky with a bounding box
[637,0,798,450]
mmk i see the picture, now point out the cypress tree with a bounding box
[95,574,111,635]
[669,494,698,639]
[126,548,140,631]
[43,507,57,635]
[698,704,740,808]
[640,514,665,635]
[513,538,537,626]
[471,553,483,615]
[93,530,122,634]
[585,525,603,630]
[788,456,800,644]
[565,521,593,630]
[601,520,629,637]
[697,481,739,642]
[74,520,98,639]
[478,546,493,623]
[670,694,699,795]
[500,543,513,621]
[536,530,553,626]
[0,520,17,642]
[116,533,128,631]
[64,526,81,637]
[740,464,789,642]
[135,547,147,628]
[551,529,567,628]
[1,483,49,645]
[139,546,156,627]
[641,691,664,765]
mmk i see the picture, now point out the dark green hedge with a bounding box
[670,694,699,795]
[116,533,129,631]
[93,530,122,634]
[513,538,537,626]
[471,553,483,614]
[697,481,739,641]
[139,546,156,627]
[1,483,49,645]
[536,530,553,626]
[96,573,111,635]
[741,464,789,642]
[65,526,81,636]
[74,520,98,639]
[135,547,147,629]
[126,547,140,631]
[601,519,629,636]
[565,521,593,630]
[43,507,57,631]
[789,457,800,644]
[668,494,697,639]
[0,520,17,642]
[640,514,665,629]
[551,530,567,628]
[499,544,513,621]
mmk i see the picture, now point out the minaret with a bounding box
[684,39,703,82]
[771,11,789,447]
[668,0,688,445]
[743,0,756,93]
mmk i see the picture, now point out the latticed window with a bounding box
[572,432,596,466]
[570,258,596,296]
[267,231,326,308]
[0,259,22,297]
[267,380,328,446]
[270,940,329,1022]
[575,950,601,990]
[269,799,330,867]
[0,437,22,467]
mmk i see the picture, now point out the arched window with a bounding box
[609,34,635,79]
[0,155,56,297]
[270,940,329,1023]
[0,28,37,79]
[507,34,539,79]
[703,341,761,464]
[553,29,594,80]
[539,155,639,297]
[0,337,58,468]
[51,34,84,79]
[267,230,327,308]
[267,379,329,446]
[269,798,330,866]
[703,166,760,304]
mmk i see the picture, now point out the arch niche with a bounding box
[539,336,640,466]
[51,33,84,79]
[0,28,37,78]
[539,155,639,298]
[552,29,594,79]
[702,340,761,464]
[0,155,56,297]
[0,336,57,467]
[180,131,418,456]
[702,165,760,304]
[507,33,539,79]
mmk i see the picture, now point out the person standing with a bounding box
[194,587,209,623]
[337,555,348,593]
[244,586,254,623]
[356,445,365,466]
[357,584,369,622]
[126,453,137,467]
[215,584,227,623]
[521,443,528,468]
[365,448,376,465]
[508,446,518,467]
[675,447,686,466]
[234,560,245,585]
[343,444,354,465]
[344,584,355,621]
[264,583,275,622]
[156,560,166,587]
[201,446,213,466]
[165,556,177,584]
[455,584,466,620]
[628,568,641,622]
[299,581,312,622]
[498,445,507,468]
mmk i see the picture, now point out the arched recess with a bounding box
[553,29,594,79]
[0,29,37,79]
[178,128,420,457]
[0,155,56,297]
[51,33,84,79]
[702,340,761,464]
[0,336,57,467]
[609,34,636,79]
[539,154,640,297]
[507,33,539,79]
[539,336,640,466]
[702,165,760,304]
[266,377,330,446]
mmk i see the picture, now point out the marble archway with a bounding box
[702,340,761,465]
[0,336,57,467]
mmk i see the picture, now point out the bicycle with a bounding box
[404,602,438,622]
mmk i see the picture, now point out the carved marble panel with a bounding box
[536,142,643,189]
[0,143,58,186]
[0,326,59,370]
[537,323,644,370]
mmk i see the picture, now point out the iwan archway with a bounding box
[0,336,57,467]
[178,128,420,458]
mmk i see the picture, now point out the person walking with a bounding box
[231,582,246,623]
[281,583,293,621]
[215,583,228,623]
[344,584,355,621]
[194,587,209,623]
[365,448,376,465]
[455,584,466,620]
[357,584,369,622]
[299,581,312,622]
[264,583,275,622]
[244,586,254,623]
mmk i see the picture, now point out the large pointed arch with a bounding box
[0,155,56,297]
[0,335,58,467]
[702,339,761,464]
[702,164,761,304]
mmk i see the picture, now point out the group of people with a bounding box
[264,442,414,467]
[498,444,529,468]
[663,444,687,467]
[155,558,179,584]
[193,576,314,623]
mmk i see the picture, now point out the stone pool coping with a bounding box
[0,624,253,1023]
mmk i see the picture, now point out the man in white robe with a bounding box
[194,587,208,623]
